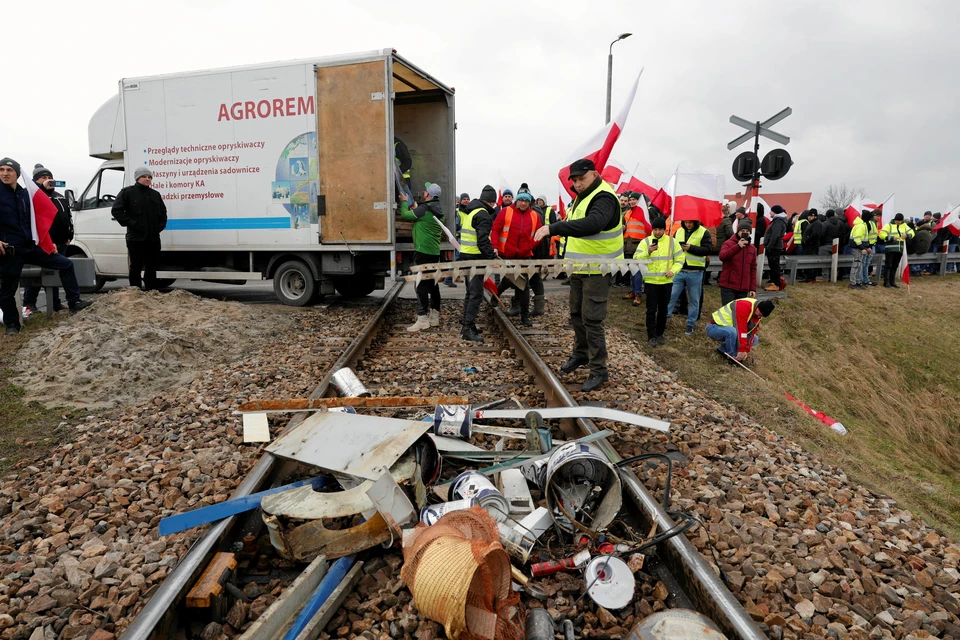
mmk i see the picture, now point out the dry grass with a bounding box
[608,275,960,538]
[0,313,83,471]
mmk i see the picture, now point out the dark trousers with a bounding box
[884,251,901,285]
[128,235,161,290]
[461,265,485,327]
[644,282,671,339]
[1,246,81,330]
[497,275,530,318]
[413,251,441,315]
[530,273,544,296]
[569,274,610,377]
[766,247,783,285]
[719,287,749,307]
[23,243,68,310]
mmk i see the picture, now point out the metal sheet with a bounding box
[266,411,432,480]
[475,407,669,433]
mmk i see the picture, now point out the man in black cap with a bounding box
[878,213,914,287]
[21,164,74,318]
[0,158,92,335]
[534,159,622,392]
[112,167,167,290]
[457,185,498,342]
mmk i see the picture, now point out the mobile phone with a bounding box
[52,180,66,188]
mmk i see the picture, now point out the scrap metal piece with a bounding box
[627,610,728,639]
[236,554,328,640]
[237,396,468,413]
[475,406,670,433]
[366,472,417,534]
[287,561,364,640]
[264,512,391,562]
[266,411,432,481]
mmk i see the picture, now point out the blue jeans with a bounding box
[706,322,758,357]
[860,251,873,283]
[667,270,703,328]
[631,270,644,296]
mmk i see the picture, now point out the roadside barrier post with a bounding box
[941,241,950,277]
[831,238,839,283]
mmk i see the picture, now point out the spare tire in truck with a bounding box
[273,260,317,307]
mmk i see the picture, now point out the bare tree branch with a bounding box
[818,184,867,212]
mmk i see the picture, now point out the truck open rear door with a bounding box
[316,60,391,244]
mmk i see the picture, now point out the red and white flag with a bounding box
[558,70,643,199]
[22,171,58,254]
[844,196,863,227]
[650,173,676,218]
[556,193,567,220]
[934,204,960,236]
[898,248,910,286]
[600,159,629,190]
[620,174,658,202]
[671,173,724,227]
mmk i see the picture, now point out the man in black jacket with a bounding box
[534,159,621,391]
[818,209,841,279]
[0,158,92,335]
[762,205,789,291]
[22,164,75,317]
[112,167,167,291]
[801,208,822,282]
[458,185,498,342]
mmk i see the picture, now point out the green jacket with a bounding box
[400,199,443,256]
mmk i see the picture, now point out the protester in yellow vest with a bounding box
[534,159,623,392]
[457,185,498,343]
[666,219,713,336]
[878,212,915,288]
[634,217,684,347]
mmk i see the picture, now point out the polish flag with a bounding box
[844,196,863,227]
[934,204,960,236]
[558,70,643,199]
[556,194,567,220]
[600,159,629,190]
[671,173,724,227]
[878,193,894,227]
[861,196,884,226]
[22,172,58,254]
[650,173,676,218]
[898,249,910,286]
[620,174,658,201]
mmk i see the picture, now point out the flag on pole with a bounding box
[557,69,643,199]
[22,171,58,254]
[600,159,629,191]
[671,173,724,227]
[650,173,676,218]
[844,196,863,227]
[934,204,960,236]
[898,248,910,286]
[556,193,567,220]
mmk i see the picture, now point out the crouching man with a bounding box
[705,297,775,364]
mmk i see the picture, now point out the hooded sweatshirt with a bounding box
[763,212,789,251]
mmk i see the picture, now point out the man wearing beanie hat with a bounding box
[878,212,914,287]
[718,222,756,306]
[707,297,775,364]
[0,158,92,335]
[21,165,75,317]
[635,216,684,346]
[457,185,498,342]
[112,167,167,290]
[762,205,789,291]
[533,158,622,392]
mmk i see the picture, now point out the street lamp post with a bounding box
[606,32,632,124]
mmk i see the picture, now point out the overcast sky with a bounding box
[4,0,958,214]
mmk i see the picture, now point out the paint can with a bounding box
[330,368,370,397]
[433,404,472,440]
[520,457,548,489]
[543,442,622,533]
[419,498,479,526]
[583,555,635,610]
[450,470,510,522]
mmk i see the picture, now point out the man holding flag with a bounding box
[534,159,622,392]
[0,158,92,335]
[878,213,914,288]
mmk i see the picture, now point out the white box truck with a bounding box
[67,48,456,305]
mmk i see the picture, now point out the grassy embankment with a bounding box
[609,276,960,539]
[0,313,81,471]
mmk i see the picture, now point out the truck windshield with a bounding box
[79,167,125,210]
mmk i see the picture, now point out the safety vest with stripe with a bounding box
[564,181,624,274]
[636,235,684,285]
[496,206,538,254]
[712,298,761,346]
[394,141,411,179]
[673,224,708,268]
[850,219,870,247]
[867,221,879,245]
[879,222,914,251]
[793,219,805,246]
[624,208,649,241]
[458,207,484,255]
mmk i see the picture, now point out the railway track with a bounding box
[121,280,765,640]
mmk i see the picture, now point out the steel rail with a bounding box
[120,280,405,640]
[490,304,766,640]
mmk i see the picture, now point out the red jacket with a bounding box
[718,237,757,292]
[491,205,542,258]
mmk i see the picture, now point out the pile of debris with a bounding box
[160,369,731,639]
[12,288,296,409]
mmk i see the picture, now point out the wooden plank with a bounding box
[185,552,237,608]
[293,563,364,640]
[237,554,329,640]
[317,61,389,244]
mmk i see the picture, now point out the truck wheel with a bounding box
[82,275,107,294]
[154,279,177,289]
[274,260,317,306]
[333,275,376,299]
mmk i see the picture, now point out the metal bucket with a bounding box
[433,404,472,440]
[542,442,622,533]
[331,368,370,397]
[450,471,510,523]
[420,498,478,526]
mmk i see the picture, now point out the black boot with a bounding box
[506,296,521,316]
[532,295,545,316]
[461,323,484,342]
[519,310,533,327]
